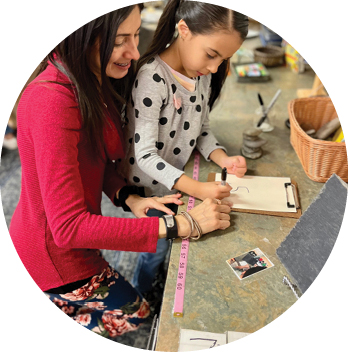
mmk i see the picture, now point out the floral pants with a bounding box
[45,266,150,340]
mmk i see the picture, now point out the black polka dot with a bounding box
[190,139,195,147]
[133,176,140,183]
[173,147,181,155]
[184,121,190,130]
[216,142,220,146]
[156,162,166,170]
[135,79,138,88]
[161,78,166,85]
[202,132,208,136]
[129,157,135,165]
[201,94,204,100]
[196,105,201,112]
[170,131,176,138]
[135,133,140,143]
[161,99,166,108]
[171,84,177,94]
[152,180,158,185]
[147,57,155,64]
[135,109,139,118]
[190,96,196,103]
[153,73,162,82]
[177,107,182,114]
[129,137,133,144]
[131,96,134,107]
[142,153,151,159]
[143,97,152,107]
[159,117,168,125]
[156,142,164,150]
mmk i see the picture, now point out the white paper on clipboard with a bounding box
[215,174,297,213]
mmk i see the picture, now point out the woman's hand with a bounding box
[195,182,232,201]
[126,193,184,218]
[176,198,232,238]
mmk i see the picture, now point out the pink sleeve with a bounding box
[27,84,158,253]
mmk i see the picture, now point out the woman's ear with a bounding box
[177,19,190,40]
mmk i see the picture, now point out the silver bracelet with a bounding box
[179,211,202,240]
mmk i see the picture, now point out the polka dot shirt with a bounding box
[118,55,226,197]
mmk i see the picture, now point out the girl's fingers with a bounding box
[158,197,184,205]
[163,193,182,199]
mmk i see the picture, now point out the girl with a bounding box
[9,3,232,340]
[118,0,249,295]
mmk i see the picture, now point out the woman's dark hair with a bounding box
[38,4,144,155]
[137,0,248,110]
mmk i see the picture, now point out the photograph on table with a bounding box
[226,247,274,280]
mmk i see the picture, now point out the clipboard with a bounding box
[208,173,302,219]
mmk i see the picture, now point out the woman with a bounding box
[9,3,232,340]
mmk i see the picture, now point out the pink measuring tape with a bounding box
[173,151,200,318]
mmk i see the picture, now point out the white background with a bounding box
[1,1,347,351]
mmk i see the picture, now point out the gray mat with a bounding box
[277,174,347,293]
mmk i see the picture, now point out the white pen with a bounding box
[265,89,282,115]
[221,167,227,186]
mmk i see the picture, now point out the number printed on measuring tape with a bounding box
[173,151,200,318]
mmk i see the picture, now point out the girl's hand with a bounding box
[222,155,247,178]
[195,181,232,201]
[182,198,232,236]
[126,193,184,218]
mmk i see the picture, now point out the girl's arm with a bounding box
[132,68,184,191]
[173,174,231,201]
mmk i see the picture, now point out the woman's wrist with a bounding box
[158,215,190,239]
[158,218,167,239]
[176,214,191,238]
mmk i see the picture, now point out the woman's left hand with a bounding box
[126,193,184,218]
[222,155,247,178]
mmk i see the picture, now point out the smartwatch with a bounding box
[162,214,179,240]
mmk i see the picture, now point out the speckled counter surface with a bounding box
[155,62,324,352]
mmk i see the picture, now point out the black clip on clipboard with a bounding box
[285,182,300,209]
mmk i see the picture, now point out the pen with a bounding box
[221,167,227,186]
[257,93,266,116]
[265,89,281,116]
[256,93,267,128]
[256,113,268,128]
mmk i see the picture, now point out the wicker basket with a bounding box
[253,45,284,67]
[288,97,348,182]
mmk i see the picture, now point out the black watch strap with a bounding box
[162,214,178,240]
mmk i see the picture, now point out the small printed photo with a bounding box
[226,248,274,280]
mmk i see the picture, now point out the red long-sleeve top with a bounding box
[9,62,159,291]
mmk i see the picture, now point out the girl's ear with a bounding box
[177,19,190,40]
